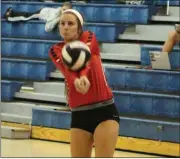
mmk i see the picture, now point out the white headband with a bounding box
[62,9,84,26]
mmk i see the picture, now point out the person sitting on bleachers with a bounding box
[162,24,180,53]
[117,0,145,5]
[4,2,72,32]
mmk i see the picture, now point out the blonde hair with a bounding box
[62,2,72,8]
[59,2,73,15]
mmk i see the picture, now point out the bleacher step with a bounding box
[102,43,140,53]
[103,63,137,68]
[50,72,64,79]
[151,6,179,21]
[168,6,180,17]
[1,113,32,124]
[1,102,68,117]
[101,53,140,61]
[1,125,31,139]
[119,24,174,42]
[49,63,138,79]
[34,82,65,95]
[21,86,34,92]
[15,91,66,103]
[151,15,179,22]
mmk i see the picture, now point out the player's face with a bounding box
[59,13,79,42]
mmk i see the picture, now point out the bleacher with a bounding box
[1,0,180,157]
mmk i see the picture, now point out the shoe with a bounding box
[4,7,12,20]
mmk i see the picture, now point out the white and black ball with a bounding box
[62,41,91,71]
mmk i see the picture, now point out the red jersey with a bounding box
[49,31,113,108]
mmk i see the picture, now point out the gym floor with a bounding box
[1,138,158,157]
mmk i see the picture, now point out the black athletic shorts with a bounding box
[71,103,120,134]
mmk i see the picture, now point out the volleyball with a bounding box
[62,41,91,71]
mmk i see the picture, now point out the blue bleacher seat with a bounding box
[2,58,55,80]
[2,20,125,42]
[141,45,180,69]
[90,0,180,6]
[1,80,23,101]
[32,108,71,129]
[120,117,180,143]
[1,38,56,59]
[113,90,180,118]
[145,0,180,6]
[2,1,157,24]
[105,67,180,93]
[32,108,180,143]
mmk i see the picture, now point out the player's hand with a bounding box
[74,78,90,94]
[74,78,82,93]
[79,76,90,94]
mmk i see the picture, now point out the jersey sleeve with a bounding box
[88,31,100,56]
[79,31,100,77]
[49,44,66,76]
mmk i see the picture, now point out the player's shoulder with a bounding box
[80,31,96,45]
[52,41,65,49]
[49,42,65,56]
[81,31,95,38]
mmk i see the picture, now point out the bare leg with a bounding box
[162,30,179,53]
[5,7,41,22]
[94,120,119,157]
[70,128,93,157]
